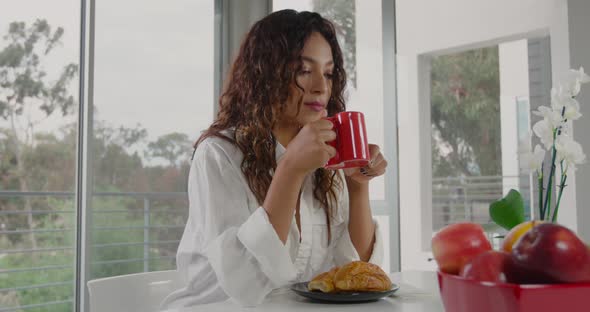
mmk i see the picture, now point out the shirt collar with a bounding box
[275,139,287,163]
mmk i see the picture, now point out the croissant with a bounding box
[333,261,391,292]
[308,261,391,293]
[307,266,339,293]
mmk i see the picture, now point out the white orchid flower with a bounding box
[551,87,582,120]
[520,144,546,173]
[563,104,582,121]
[560,67,590,97]
[555,135,586,170]
[533,105,564,127]
[524,68,587,221]
[558,120,572,136]
[532,119,554,150]
[563,80,581,97]
[572,67,590,84]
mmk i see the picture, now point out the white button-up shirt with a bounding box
[160,131,383,308]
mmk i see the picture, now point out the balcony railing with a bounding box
[0,191,187,312]
[432,175,532,247]
[0,176,530,311]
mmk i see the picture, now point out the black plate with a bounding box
[290,282,400,303]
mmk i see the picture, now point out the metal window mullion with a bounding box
[213,0,226,116]
[75,0,95,311]
[214,0,272,116]
[381,0,400,273]
[143,197,150,272]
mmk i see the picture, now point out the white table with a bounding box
[163,271,445,312]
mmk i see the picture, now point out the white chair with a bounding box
[87,270,183,312]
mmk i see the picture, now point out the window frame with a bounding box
[74,1,400,310]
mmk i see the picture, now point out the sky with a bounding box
[273,0,312,11]
[1,0,385,197]
[0,0,214,144]
[0,0,383,147]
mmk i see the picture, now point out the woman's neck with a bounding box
[272,123,300,148]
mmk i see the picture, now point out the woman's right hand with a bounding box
[281,118,337,176]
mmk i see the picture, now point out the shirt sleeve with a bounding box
[180,140,297,306]
[331,174,384,267]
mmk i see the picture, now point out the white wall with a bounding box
[569,0,590,242]
[396,0,571,270]
[499,40,530,197]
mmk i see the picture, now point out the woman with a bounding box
[161,9,388,308]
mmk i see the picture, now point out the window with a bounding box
[0,1,215,310]
[273,0,391,272]
[396,0,560,270]
[273,0,385,201]
[430,41,540,236]
[0,1,80,311]
[90,0,214,279]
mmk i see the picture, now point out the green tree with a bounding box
[93,122,147,190]
[145,132,192,167]
[313,0,356,87]
[0,20,190,311]
[430,47,502,177]
[0,20,78,251]
[0,121,189,310]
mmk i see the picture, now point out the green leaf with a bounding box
[489,189,525,230]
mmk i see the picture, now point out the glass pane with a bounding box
[273,0,385,200]
[274,0,389,271]
[0,1,80,311]
[396,0,556,270]
[430,42,538,244]
[91,0,213,279]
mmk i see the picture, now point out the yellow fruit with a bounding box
[501,220,546,253]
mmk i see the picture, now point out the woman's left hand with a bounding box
[343,144,387,184]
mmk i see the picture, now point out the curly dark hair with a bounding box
[197,9,347,235]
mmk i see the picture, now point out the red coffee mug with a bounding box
[325,111,370,170]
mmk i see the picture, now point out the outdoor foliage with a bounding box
[0,10,506,311]
[313,0,356,87]
[0,20,190,311]
[430,46,502,178]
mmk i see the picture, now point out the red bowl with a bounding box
[437,270,590,312]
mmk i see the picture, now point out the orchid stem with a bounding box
[542,106,567,221]
[542,132,557,221]
[553,170,567,223]
[537,165,543,221]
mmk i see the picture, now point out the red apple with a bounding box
[432,222,492,274]
[460,250,511,283]
[511,223,590,284]
[504,255,557,284]
[501,220,545,253]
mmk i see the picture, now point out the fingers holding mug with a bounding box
[319,128,337,143]
[360,160,387,177]
[324,144,337,160]
[361,144,387,177]
[366,144,380,166]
